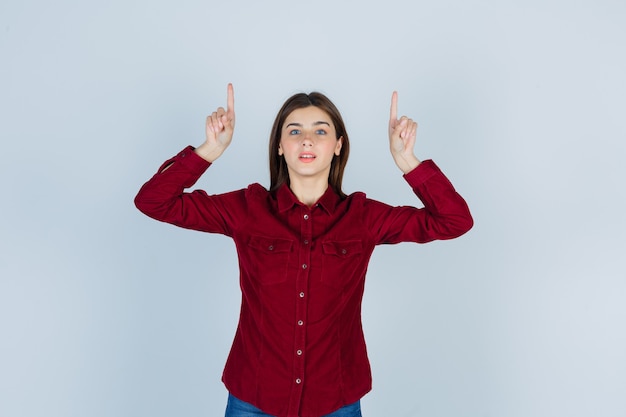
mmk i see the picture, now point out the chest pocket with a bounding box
[321,240,364,289]
[247,236,293,285]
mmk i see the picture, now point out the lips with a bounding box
[299,152,316,162]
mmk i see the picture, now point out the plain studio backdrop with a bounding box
[1,1,624,416]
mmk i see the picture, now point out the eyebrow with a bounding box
[285,121,331,128]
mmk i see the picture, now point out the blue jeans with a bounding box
[225,393,362,417]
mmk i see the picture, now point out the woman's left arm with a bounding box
[366,91,473,244]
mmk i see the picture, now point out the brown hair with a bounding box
[269,92,350,198]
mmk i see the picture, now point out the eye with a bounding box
[316,129,327,135]
[289,129,301,135]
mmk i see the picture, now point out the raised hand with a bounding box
[388,91,421,174]
[195,83,236,162]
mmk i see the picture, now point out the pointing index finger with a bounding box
[390,91,398,122]
[227,83,235,114]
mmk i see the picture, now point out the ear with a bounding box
[334,136,343,156]
[278,143,284,156]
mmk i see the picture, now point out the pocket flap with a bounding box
[322,240,363,257]
[248,236,293,253]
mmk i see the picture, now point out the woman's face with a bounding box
[278,106,343,185]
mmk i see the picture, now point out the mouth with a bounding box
[299,153,316,162]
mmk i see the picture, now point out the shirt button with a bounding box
[341,249,347,255]
[268,245,274,251]
[297,349,303,355]
[303,239,309,245]
[297,320,304,326]
[302,264,307,269]
[303,214,309,220]
[299,292,305,298]
[296,378,302,384]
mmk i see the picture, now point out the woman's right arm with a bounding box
[134,84,244,236]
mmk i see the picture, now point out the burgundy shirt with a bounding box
[134,146,473,417]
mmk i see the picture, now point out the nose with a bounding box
[301,132,313,147]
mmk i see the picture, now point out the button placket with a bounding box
[293,207,312,395]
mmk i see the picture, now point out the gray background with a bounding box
[1,1,625,416]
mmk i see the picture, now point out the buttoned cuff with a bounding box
[157,145,212,176]
[402,159,439,186]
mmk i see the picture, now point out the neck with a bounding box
[289,177,329,207]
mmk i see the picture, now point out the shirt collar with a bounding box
[276,183,341,214]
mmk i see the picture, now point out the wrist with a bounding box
[194,142,225,163]
[396,154,421,174]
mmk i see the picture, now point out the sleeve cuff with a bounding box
[157,145,212,176]
[402,159,440,186]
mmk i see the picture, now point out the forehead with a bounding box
[283,106,333,126]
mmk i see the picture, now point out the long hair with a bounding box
[268,92,350,198]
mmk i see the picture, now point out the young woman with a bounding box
[135,84,473,417]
